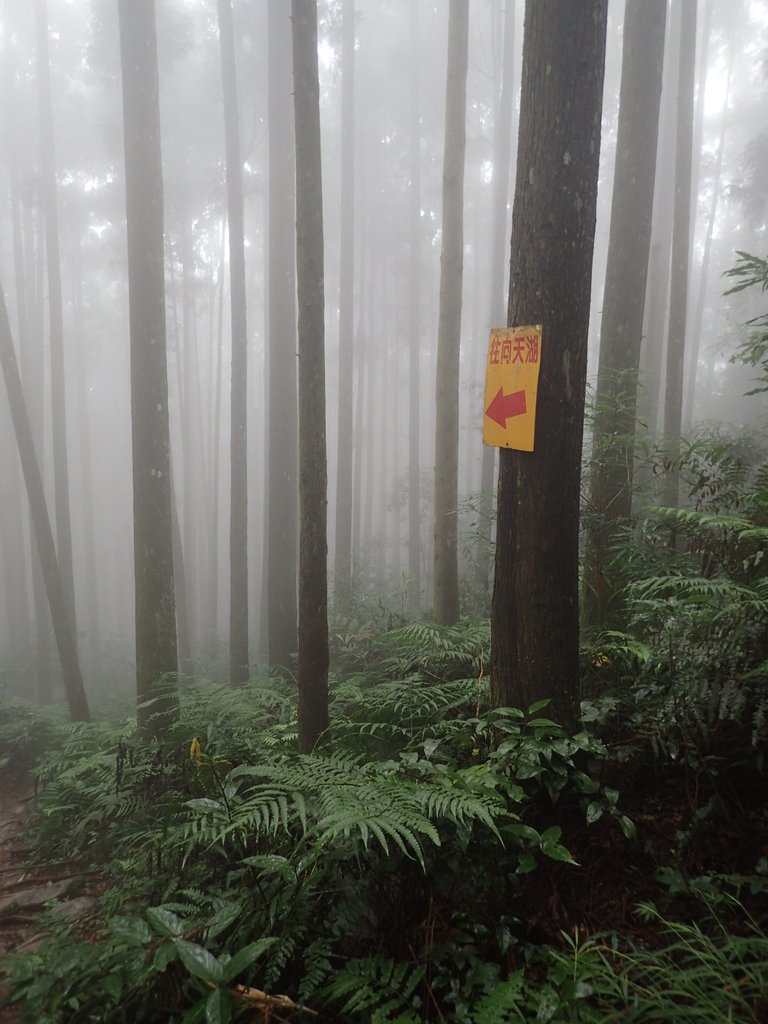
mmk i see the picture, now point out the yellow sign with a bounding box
[482,325,542,451]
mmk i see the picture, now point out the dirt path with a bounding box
[0,781,101,1022]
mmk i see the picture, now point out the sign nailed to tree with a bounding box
[482,325,543,451]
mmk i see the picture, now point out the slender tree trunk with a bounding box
[407,0,422,614]
[267,0,298,670]
[206,220,226,658]
[218,0,250,683]
[433,0,469,626]
[662,0,697,508]
[478,0,516,595]
[22,189,53,701]
[72,238,102,676]
[0,281,90,722]
[292,0,329,751]
[334,0,355,613]
[583,0,667,626]
[684,45,732,427]
[117,0,178,734]
[491,0,607,728]
[36,0,78,644]
[4,52,32,671]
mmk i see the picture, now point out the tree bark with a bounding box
[0,281,90,722]
[478,0,517,597]
[292,0,330,752]
[117,0,179,734]
[267,0,298,671]
[662,0,697,507]
[218,0,250,683]
[433,0,469,627]
[333,0,356,613]
[584,0,667,626]
[36,0,78,645]
[490,0,608,729]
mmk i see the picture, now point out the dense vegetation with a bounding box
[2,416,768,1022]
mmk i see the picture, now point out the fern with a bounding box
[321,956,426,1022]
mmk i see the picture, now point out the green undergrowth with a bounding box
[1,620,767,1022]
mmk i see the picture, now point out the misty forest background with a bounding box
[2,0,768,1022]
[0,0,765,704]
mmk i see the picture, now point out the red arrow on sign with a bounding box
[484,387,526,428]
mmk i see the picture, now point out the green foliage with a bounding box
[0,700,64,777]
[542,902,768,1023]
[2,580,765,1023]
[726,250,768,395]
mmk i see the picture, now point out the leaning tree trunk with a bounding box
[490,0,608,730]
[292,0,330,752]
[0,281,90,722]
[37,0,78,646]
[433,0,469,627]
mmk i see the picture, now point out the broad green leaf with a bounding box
[110,916,151,947]
[585,802,603,825]
[205,987,231,1024]
[221,938,277,984]
[242,855,296,881]
[173,940,223,985]
[147,906,185,937]
[527,699,551,715]
[185,798,225,813]
[618,814,636,840]
[206,901,241,941]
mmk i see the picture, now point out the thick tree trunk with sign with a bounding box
[218,0,250,683]
[584,0,666,627]
[118,0,179,734]
[292,0,330,753]
[433,0,469,627]
[490,0,607,729]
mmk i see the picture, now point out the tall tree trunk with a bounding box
[3,49,32,672]
[72,237,102,677]
[433,0,469,626]
[584,0,667,627]
[292,0,329,751]
[406,0,422,614]
[684,45,732,427]
[117,0,178,734]
[206,220,226,658]
[36,0,78,643]
[478,0,516,596]
[218,0,250,683]
[22,187,53,701]
[491,0,608,729]
[267,0,298,670]
[662,0,697,508]
[0,281,90,722]
[334,0,355,613]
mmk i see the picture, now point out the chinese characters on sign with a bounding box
[482,325,543,452]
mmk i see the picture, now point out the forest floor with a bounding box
[516,755,768,951]
[0,779,103,1023]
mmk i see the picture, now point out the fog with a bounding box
[1,0,767,704]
